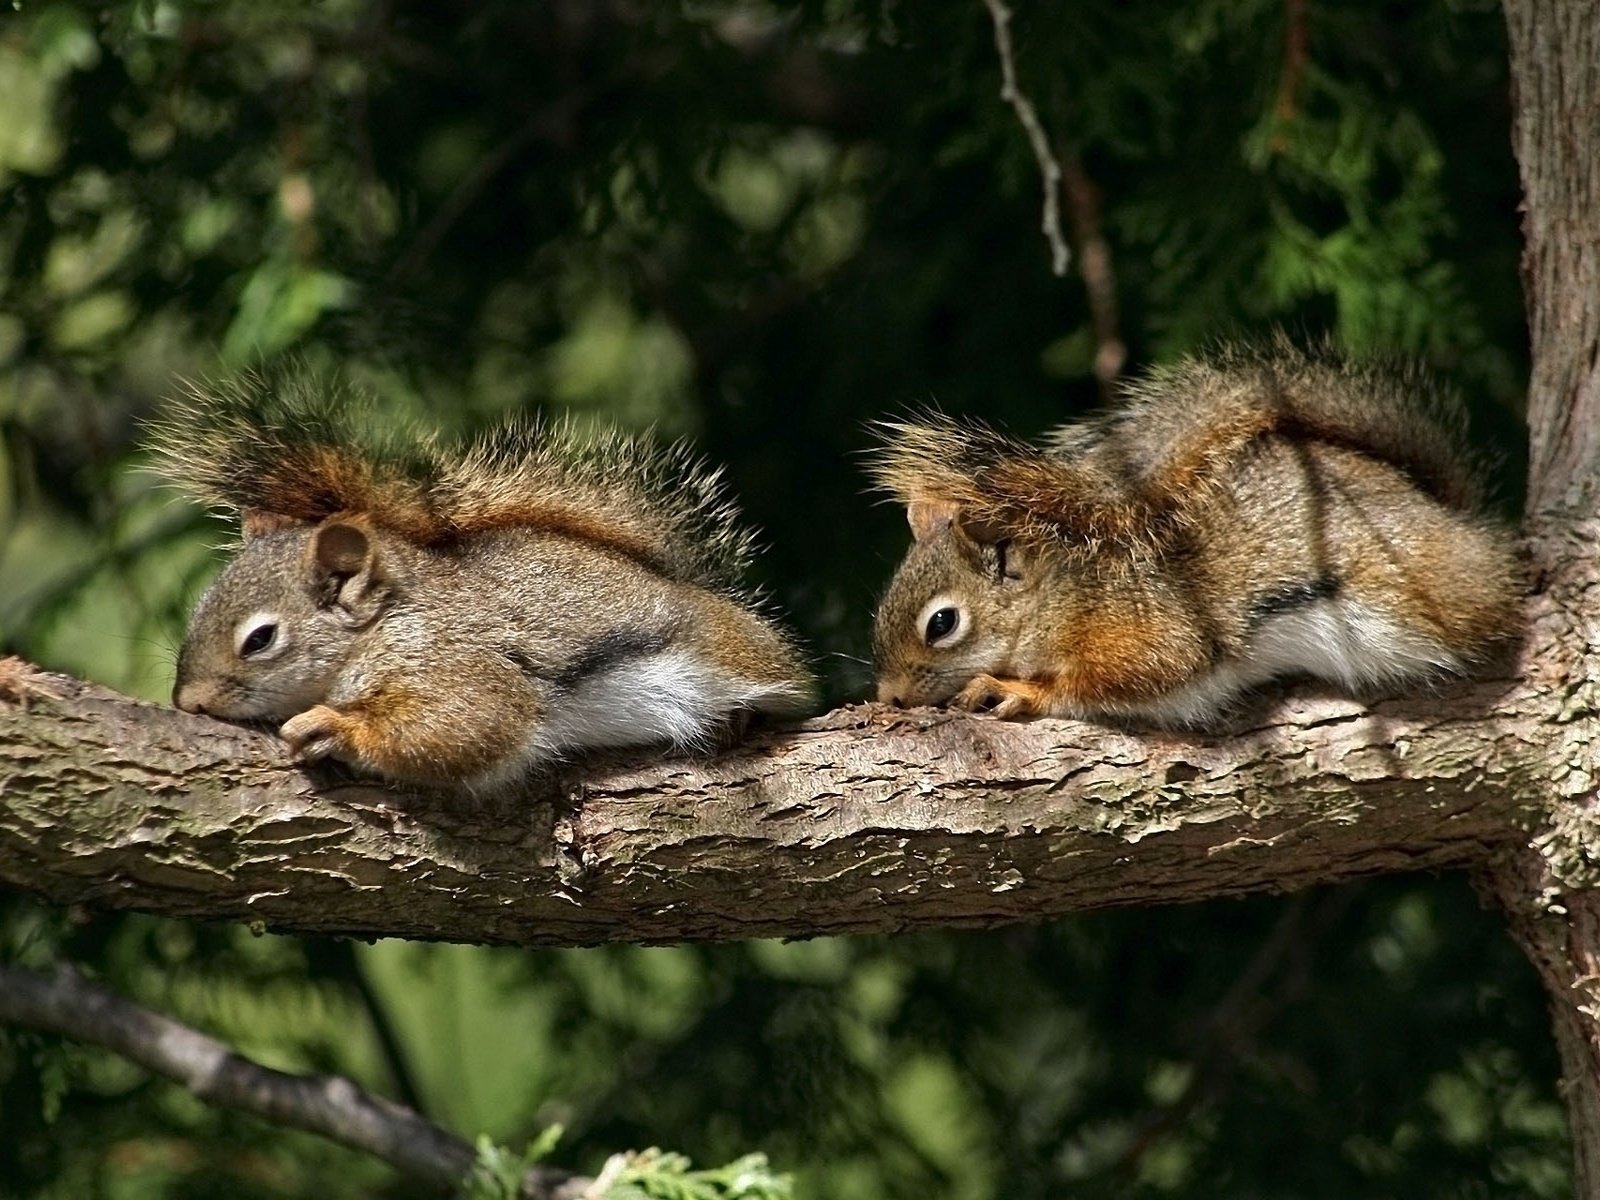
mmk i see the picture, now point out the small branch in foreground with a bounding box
[0,963,583,1200]
[980,0,1071,276]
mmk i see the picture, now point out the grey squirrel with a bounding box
[154,371,814,792]
[870,340,1522,724]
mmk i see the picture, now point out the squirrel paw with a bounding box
[0,656,59,710]
[280,705,355,765]
[951,675,1049,720]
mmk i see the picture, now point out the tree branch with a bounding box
[0,961,583,1199]
[1487,2,1600,1190]
[0,619,1562,949]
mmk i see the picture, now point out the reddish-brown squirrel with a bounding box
[153,371,813,792]
[870,340,1522,725]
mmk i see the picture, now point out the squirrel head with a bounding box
[873,499,1049,707]
[173,515,406,722]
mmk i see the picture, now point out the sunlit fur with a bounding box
[160,369,813,792]
[148,367,757,595]
[871,339,1522,726]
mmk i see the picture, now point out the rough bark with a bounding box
[1493,0,1600,1191]
[1506,0,1600,518]
[0,654,1552,948]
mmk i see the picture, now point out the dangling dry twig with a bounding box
[980,0,1071,276]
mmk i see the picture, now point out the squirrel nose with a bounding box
[174,681,210,715]
[876,680,907,708]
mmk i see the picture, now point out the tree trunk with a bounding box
[1494,0,1600,1190]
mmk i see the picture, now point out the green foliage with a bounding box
[462,1135,794,1200]
[460,1127,563,1200]
[600,1150,792,1200]
[0,0,1553,1198]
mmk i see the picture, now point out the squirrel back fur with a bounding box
[150,368,757,598]
[869,337,1488,560]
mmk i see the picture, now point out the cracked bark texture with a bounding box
[0,660,1556,947]
[1489,0,1600,1189]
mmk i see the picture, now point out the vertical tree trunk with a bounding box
[1505,0,1600,518]
[1488,879,1600,1188]
[1496,0,1600,1189]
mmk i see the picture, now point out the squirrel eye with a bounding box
[239,622,278,658]
[924,606,961,644]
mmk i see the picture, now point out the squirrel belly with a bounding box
[870,342,1522,726]
[159,375,813,792]
[457,529,812,786]
[1078,594,1473,728]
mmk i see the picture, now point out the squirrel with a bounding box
[152,370,814,792]
[869,339,1522,726]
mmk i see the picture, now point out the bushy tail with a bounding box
[1102,336,1486,513]
[871,338,1490,557]
[148,366,757,594]
[148,370,447,539]
[867,414,1156,554]
[444,420,755,593]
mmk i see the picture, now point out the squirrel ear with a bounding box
[312,521,373,577]
[954,512,1009,546]
[949,511,1027,581]
[906,499,960,543]
[241,509,302,540]
[307,519,390,623]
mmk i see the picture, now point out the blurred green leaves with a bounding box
[0,6,98,183]
[461,1128,564,1200]
[221,261,351,364]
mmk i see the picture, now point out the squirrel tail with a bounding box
[1104,336,1489,514]
[147,369,447,540]
[867,414,1152,552]
[148,366,758,594]
[872,338,1493,557]
[444,420,756,594]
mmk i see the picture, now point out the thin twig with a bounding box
[0,963,583,1200]
[980,0,1071,276]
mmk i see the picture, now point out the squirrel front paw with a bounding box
[280,705,357,765]
[951,675,1050,720]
